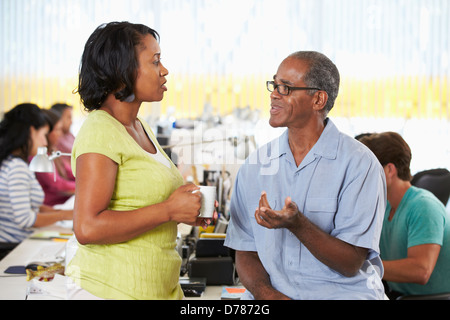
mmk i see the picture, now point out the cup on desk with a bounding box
[193,186,216,218]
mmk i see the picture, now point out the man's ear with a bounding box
[384,163,398,178]
[313,90,328,112]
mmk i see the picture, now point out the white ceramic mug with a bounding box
[193,186,216,218]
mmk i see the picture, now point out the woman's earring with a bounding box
[124,93,135,103]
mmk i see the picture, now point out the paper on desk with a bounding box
[27,274,67,299]
[53,195,74,229]
[26,241,66,264]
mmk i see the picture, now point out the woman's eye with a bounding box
[153,60,160,66]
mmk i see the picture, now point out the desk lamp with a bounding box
[29,147,71,173]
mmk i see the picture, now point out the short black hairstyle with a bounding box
[77,21,160,111]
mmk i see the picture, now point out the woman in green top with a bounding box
[66,22,213,299]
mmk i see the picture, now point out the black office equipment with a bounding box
[188,256,235,285]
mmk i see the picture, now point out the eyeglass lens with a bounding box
[267,81,288,95]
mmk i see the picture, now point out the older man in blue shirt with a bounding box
[224,51,387,300]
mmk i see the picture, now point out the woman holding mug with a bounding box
[66,22,213,300]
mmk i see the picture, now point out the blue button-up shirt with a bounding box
[224,119,386,299]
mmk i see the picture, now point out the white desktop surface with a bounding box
[0,224,223,300]
[0,224,71,300]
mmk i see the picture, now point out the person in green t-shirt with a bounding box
[359,132,450,299]
[66,22,215,300]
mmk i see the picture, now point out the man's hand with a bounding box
[254,191,368,277]
[255,191,301,230]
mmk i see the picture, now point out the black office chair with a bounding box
[397,292,450,300]
[384,281,450,300]
[0,242,18,261]
[411,168,450,206]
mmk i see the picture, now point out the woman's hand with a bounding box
[165,184,202,225]
[166,184,218,228]
[195,200,219,229]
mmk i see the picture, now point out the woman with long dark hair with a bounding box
[0,103,72,246]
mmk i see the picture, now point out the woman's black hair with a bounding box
[77,21,160,111]
[41,109,61,132]
[0,103,47,164]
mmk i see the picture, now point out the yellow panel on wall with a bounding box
[1,75,449,121]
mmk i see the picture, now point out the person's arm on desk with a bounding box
[236,250,291,300]
[34,205,73,227]
[382,244,440,285]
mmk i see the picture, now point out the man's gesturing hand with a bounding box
[255,191,301,230]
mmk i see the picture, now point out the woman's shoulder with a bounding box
[2,155,28,169]
[81,110,123,128]
[1,156,32,177]
[76,110,126,141]
[72,111,130,164]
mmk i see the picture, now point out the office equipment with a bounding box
[187,236,236,285]
[214,216,229,233]
[29,147,71,173]
[179,277,206,297]
[188,256,235,285]
[195,238,230,258]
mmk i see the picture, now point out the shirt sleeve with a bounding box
[407,195,446,248]
[331,153,386,258]
[71,113,124,175]
[224,168,257,251]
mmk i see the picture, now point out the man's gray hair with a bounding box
[289,51,340,115]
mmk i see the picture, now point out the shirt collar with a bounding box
[273,118,339,161]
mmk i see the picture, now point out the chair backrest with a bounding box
[411,168,450,206]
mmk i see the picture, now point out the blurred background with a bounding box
[1,0,449,175]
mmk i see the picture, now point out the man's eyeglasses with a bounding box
[266,81,321,96]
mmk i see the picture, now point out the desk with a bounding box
[0,224,225,300]
[0,224,72,300]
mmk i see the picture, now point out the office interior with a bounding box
[0,0,449,299]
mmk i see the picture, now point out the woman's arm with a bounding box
[7,161,72,229]
[34,209,73,227]
[73,153,203,245]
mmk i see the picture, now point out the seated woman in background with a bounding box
[35,109,75,206]
[0,103,73,244]
[50,103,75,180]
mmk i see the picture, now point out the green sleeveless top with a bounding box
[66,110,184,299]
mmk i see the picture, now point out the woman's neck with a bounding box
[100,94,141,128]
